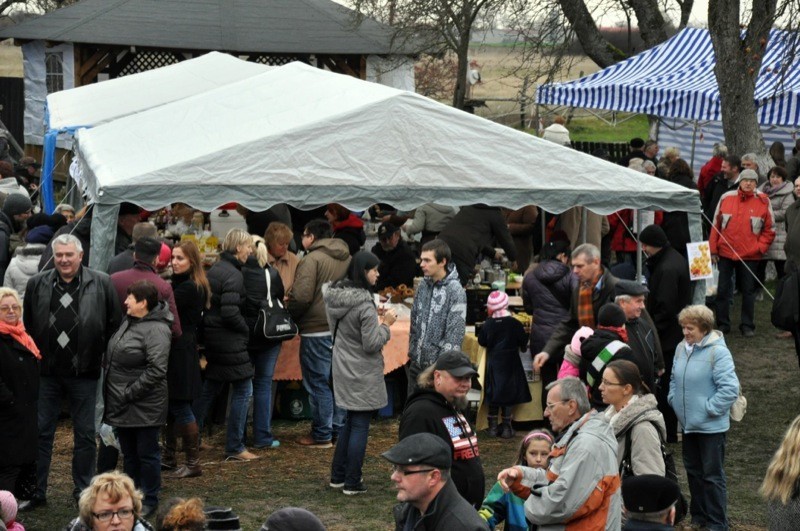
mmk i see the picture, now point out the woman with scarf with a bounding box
[478,290,530,439]
[758,166,793,284]
[325,204,366,256]
[0,287,40,498]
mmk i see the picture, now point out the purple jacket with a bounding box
[111,261,182,338]
[522,260,575,355]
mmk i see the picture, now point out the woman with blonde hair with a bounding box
[192,228,257,461]
[264,222,299,293]
[762,414,800,527]
[66,471,153,530]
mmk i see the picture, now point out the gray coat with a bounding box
[759,181,795,261]
[325,280,390,411]
[103,302,173,428]
[604,393,666,477]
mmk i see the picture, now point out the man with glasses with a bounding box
[20,234,122,512]
[400,350,484,508]
[498,377,621,529]
[383,433,489,531]
[287,219,350,448]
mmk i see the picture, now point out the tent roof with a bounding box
[537,28,800,126]
[0,0,401,55]
[47,52,271,130]
[73,61,699,216]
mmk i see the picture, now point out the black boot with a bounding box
[485,415,499,437]
[499,416,515,439]
[161,419,177,470]
[171,422,202,478]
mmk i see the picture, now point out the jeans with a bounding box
[117,427,161,507]
[193,378,253,455]
[299,335,345,442]
[715,258,758,332]
[331,410,374,487]
[251,344,281,447]
[169,400,196,426]
[683,432,728,531]
[36,375,97,500]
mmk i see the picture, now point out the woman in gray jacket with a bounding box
[104,280,172,517]
[324,251,396,495]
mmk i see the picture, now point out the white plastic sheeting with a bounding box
[74,61,700,270]
[46,52,272,130]
[22,41,74,146]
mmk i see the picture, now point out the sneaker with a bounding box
[343,482,367,495]
[254,440,280,449]
[18,497,47,512]
[742,328,756,338]
[329,481,345,489]
[296,435,333,449]
[225,450,259,461]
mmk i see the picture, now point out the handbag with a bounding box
[730,391,747,422]
[254,268,298,341]
[621,419,688,524]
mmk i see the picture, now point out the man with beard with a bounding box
[614,280,663,395]
[370,222,418,290]
[383,433,488,531]
[399,350,485,508]
[497,377,621,529]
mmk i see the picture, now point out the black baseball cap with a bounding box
[434,350,478,378]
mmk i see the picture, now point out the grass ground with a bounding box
[19,293,790,530]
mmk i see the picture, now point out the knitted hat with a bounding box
[261,507,326,531]
[638,224,668,248]
[737,169,759,183]
[622,475,681,514]
[156,242,172,270]
[0,490,18,525]
[2,193,32,218]
[486,290,508,314]
[598,303,626,328]
[204,506,241,531]
[570,326,594,356]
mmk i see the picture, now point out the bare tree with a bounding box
[2,0,78,22]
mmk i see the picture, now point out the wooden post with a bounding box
[519,76,529,130]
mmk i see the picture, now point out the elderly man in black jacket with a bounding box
[371,222,418,290]
[640,225,692,443]
[21,234,121,511]
[614,280,663,395]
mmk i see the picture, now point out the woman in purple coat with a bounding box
[521,237,575,407]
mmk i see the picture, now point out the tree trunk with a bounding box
[452,7,473,110]
[707,0,776,157]
[627,0,669,49]
[557,0,626,68]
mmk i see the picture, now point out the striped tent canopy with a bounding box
[537,28,800,126]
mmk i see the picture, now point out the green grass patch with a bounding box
[567,113,650,142]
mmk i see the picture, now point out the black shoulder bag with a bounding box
[254,269,298,341]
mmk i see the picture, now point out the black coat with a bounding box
[168,273,204,401]
[393,479,490,531]
[0,333,39,465]
[478,316,531,406]
[645,245,692,358]
[702,173,737,232]
[371,239,419,290]
[203,252,254,381]
[241,255,284,352]
[103,302,172,428]
[661,172,695,258]
[400,389,485,508]
[522,259,575,355]
[580,329,651,409]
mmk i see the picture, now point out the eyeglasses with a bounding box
[0,305,21,313]
[544,399,570,411]
[391,465,436,476]
[601,379,625,387]
[92,508,134,522]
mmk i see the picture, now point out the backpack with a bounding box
[771,266,799,331]
[620,419,688,524]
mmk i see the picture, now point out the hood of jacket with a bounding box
[308,237,351,262]
[694,329,726,349]
[405,387,454,411]
[581,328,625,352]
[324,280,373,321]
[605,393,666,439]
[427,203,457,215]
[760,180,794,198]
[13,243,45,275]
[425,262,461,287]
[333,213,364,231]
[534,259,571,285]
[137,300,174,327]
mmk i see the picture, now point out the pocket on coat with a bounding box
[720,214,732,230]
[751,217,764,234]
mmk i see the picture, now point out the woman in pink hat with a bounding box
[478,290,530,438]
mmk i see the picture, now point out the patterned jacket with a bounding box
[408,264,466,368]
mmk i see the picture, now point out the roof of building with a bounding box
[0,0,403,55]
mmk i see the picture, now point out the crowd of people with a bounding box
[0,133,798,530]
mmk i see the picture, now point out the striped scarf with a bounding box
[577,270,603,327]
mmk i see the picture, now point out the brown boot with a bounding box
[171,422,202,478]
[161,419,177,470]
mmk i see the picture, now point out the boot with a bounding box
[171,422,202,478]
[161,419,177,470]
[499,416,515,439]
[485,415,499,437]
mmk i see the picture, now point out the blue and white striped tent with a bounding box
[537,28,800,127]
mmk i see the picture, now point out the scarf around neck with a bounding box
[0,319,40,359]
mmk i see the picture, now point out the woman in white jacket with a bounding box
[3,243,45,300]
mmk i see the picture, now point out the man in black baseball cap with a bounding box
[398,351,485,509]
[371,221,418,290]
[622,474,681,529]
[383,433,488,531]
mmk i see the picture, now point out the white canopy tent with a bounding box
[70,62,701,271]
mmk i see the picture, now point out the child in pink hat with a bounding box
[478,291,530,438]
[0,491,24,531]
